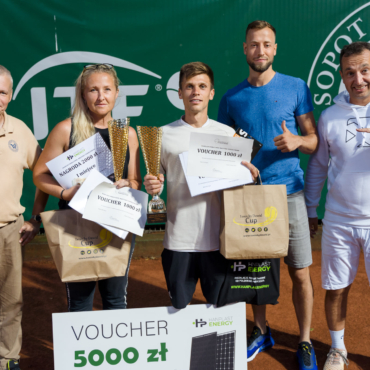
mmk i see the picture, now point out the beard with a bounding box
[247,58,273,73]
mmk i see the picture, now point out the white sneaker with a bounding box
[323,348,349,370]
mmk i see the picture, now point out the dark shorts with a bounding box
[161,249,228,309]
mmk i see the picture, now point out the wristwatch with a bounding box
[31,215,42,223]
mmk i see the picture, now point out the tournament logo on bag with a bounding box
[233,206,277,236]
[68,228,113,249]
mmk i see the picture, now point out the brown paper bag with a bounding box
[220,185,289,259]
[41,209,132,283]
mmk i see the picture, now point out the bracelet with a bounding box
[60,189,65,200]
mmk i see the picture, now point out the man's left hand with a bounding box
[274,120,302,153]
[357,128,370,133]
[241,161,259,182]
[19,219,40,246]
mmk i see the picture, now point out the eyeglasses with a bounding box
[82,63,114,73]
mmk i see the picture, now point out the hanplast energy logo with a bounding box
[233,206,277,227]
[193,317,233,328]
[12,52,184,140]
[309,3,370,113]
[231,261,271,273]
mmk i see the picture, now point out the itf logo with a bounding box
[193,319,207,328]
[13,51,185,140]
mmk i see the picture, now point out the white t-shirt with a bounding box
[160,118,235,251]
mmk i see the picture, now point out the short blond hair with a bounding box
[179,62,214,89]
[246,20,276,38]
[0,65,13,89]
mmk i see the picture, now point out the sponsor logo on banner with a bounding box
[12,52,185,140]
[193,316,234,328]
[193,319,207,327]
[309,3,370,113]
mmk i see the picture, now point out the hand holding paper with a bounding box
[187,132,254,180]
[241,160,259,182]
[46,133,113,189]
[82,182,148,237]
[69,169,128,240]
[179,151,254,197]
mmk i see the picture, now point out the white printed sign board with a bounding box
[52,303,247,369]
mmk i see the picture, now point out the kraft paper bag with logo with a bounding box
[217,258,280,307]
[41,209,132,283]
[220,184,289,259]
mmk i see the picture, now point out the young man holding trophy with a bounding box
[143,62,259,309]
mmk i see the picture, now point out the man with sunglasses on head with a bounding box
[0,65,48,370]
[218,21,318,370]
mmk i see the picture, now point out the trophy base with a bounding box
[147,212,167,224]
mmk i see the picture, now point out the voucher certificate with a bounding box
[179,151,252,196]
[46,133,113,189]
[69,169,128,240]
[83,182,148,237]
[187,132,254,180]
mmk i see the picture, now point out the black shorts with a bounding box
[161,249,228,309]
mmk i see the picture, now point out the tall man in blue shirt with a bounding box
[218,20,318,370]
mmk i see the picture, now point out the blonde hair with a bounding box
[71,65,120,146]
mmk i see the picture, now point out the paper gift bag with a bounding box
[41,209,132,283]
[220,185,289,259]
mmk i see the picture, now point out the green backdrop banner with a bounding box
[2,0,370,220]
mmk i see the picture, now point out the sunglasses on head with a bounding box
[82,63,114,73]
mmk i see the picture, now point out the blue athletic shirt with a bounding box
[217,72,314,195]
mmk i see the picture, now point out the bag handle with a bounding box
[256,173,263,185]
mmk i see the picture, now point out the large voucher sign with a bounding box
[52,303,247,370]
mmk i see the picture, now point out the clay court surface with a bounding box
[20,231,369,369]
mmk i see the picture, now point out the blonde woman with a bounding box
[33,64,142,311]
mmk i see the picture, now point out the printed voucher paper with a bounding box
[179,151,252,196]
[187,132,253,180]
[69,169,128,240]
[46,133,113,189]
[82,182,148,237]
